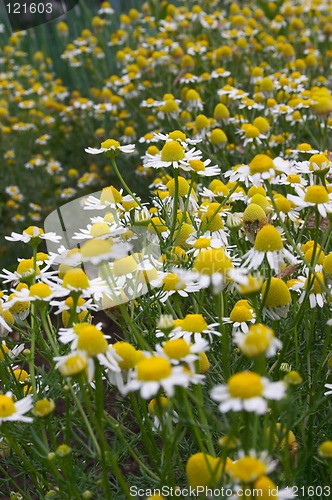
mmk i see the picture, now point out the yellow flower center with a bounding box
[113,255,138,276]
[63,269,89,290]
[323,253,332,278]
[304,185,329,204]
[243,203,267,222]
[253,117,270,133]
[181,314,208,333]
[16,259,40,277]
[161,100,179,113]
[29,283,52,299]
[148,396,169,417]
[249,154,275,174]
[0,395,15,417]
[230,456,266,482]
[59,354,87,377]
[210,128,227,145]
[186,453,226,489]
[297,142,312,152]
[262,277,291,307]
[24,226,44,237]
[100,185,122,204]
[32,399,55,417]
[137,357,172,381]
[200,211,224,232]
[12,369,29,383]
[163,339,190,359]
[274,194,291,213]
[77,326,108,356]
[309,153,329,171]
[8,295,30,314]
[305,272,325,294]
[167,176,190,197]
[243,124,260,138]
[251,194,271,213]
[304,247,325,265]
[193,237,211,249]
[0,344,9,360]
[254,225,283,252]
[193,248,232,275]
[168,130,187,142]
[160,141,185,162]
[230,306,253,322]
[189,160,205,172]
[318,441,332,458]
[113,342,138,370]
[162,273,185,291]
[196,114,209,129]
[199,352,210,374]
[241,324,274,357]
[173,223,195,247]
[81,239,112,259]
[101,139,120,149]
[287,173,301,183]
[89,222,110,237]
[228,371,264,399]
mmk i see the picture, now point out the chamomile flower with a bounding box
[85,138,135,155]
[233,323,282,357]
[0,392,33,424]
[228,451,276,484]
[242,225,298,272]
[261,278,292,320]
[223,300,256,333]
[0,300,14,335]
[188,247,248,293]
[298,272,329,308]
[6,226,62,244]
[180,158,221,177]
[122,355,191,399]
[211,371,286,414]
[143,140,202,170]
[155,337,209,369]
[165,314,220,344]
[155,271,201,303]
[288,185,332,218]
[186,233,225,257]
[153,130,201,147]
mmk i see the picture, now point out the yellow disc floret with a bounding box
[137,357,172,381]
[161,141,185,162]
[254,225,283,252]
[163,339,190,359]
[193,248,232,275]
[228,371,264,399]
[0,394,15,417]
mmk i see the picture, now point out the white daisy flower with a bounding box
[85,139,135,155]
[233,323,282,358]
[242,225,298,272]
[0,392,33,423]
[155,336,209,368]
[143,140,203,170]
[121,355,191,399]
[288,184,332,218]
[6,226,62,244]
[162,313,220,344]
[210,371,286,414]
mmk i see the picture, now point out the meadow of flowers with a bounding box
[0,0,332,498]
